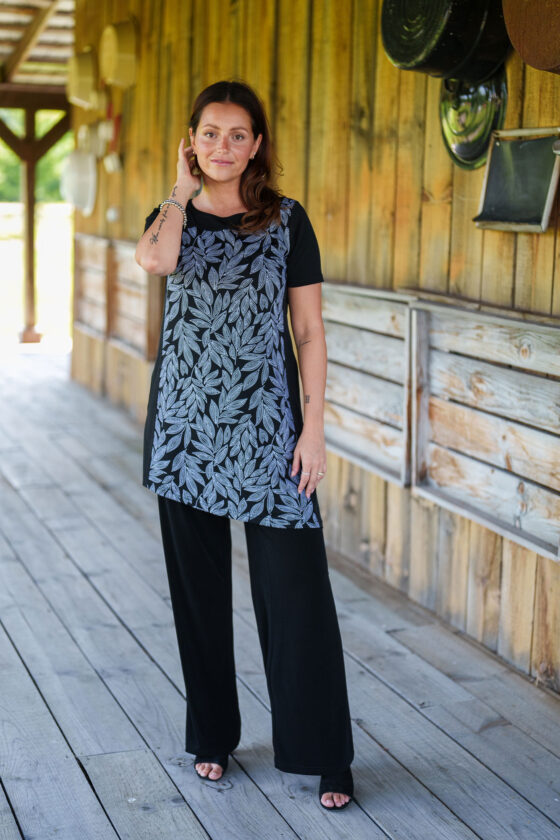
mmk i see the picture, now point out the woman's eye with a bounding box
[234,134,245,140]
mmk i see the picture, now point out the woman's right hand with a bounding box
[177,137,201,196]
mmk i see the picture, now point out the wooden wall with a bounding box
[73,0,560,693]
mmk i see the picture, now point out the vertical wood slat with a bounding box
[239,0,277,113]
[408,494,439,610]
[514,64,559,315]
[448,163,485,300]
[498,540,538,672]
[363,471,387,577]
[466,523,502,651]
[480,52,525,307]
[346,0,377,284]
[532,554,560,692]
[274,0,311,202]
[393,70,426,290]
[369,16,400,289]
[435,509,470,631]
[418,76,453,292]
[307,0,352,281]
[411,307,429,485]
[384,482,411,593]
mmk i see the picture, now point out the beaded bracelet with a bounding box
[159,198,187,228]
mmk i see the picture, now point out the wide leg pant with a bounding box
[157,494,354,775]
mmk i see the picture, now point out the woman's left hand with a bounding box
[291,424,327,498]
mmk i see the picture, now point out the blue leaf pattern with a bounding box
[145,197,322,528]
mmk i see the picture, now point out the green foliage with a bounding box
[0,108,74,202]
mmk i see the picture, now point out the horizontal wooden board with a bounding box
[324,400,403,481]
[424,442,560,556]
[322,285,408,338]
[113,283,146,322]
[74,234,110,272]
[430,348,560,434]
[75,302,106,335]
[77,267,106,306]
[111,241,149,288]
[429,396,560,493]
[428,309,560,376]
[325,321,405,381]
[109,316,146,354]
[327,361,404,427]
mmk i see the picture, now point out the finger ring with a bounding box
[317,471,325,475]
[301,471,310,475]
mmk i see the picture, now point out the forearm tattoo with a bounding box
[149,204,170,245]
[304,394,310,403]
[148,185,179,245]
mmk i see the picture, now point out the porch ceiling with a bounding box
[0,0,74,106]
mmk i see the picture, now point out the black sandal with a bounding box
[318,766,354,811]
[194,753,229,781]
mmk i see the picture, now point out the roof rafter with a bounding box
[2,0,61,82]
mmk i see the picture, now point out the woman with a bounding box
[135,79,355,812]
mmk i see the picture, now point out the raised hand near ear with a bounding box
[177,137,202,197]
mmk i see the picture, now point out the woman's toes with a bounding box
[322,791,350,808]
[196,761,224,779]
[208,763,223,779]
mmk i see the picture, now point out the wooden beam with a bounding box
[3,100,70,343]
[0,115,24,156]
[0,108,69,163]
[0,82,67,108]
[31,108,69,159]
[20,105,40,343]
[2,0,62,82]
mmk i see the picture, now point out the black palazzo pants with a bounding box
[157,494,355,775]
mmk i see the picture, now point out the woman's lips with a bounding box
[211,159,233,165]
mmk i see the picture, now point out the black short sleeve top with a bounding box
[143,197,324,287]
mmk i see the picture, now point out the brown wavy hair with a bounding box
[188,79,284,234]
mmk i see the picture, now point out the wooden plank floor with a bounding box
[1,346,560,840]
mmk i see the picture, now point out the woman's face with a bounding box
[189,101,262,184]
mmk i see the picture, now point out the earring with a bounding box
[191,153,201,175]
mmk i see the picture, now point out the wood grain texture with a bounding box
[346,0,377,284]
[70,0,560,693]
[498,540,538,672]
[532,554,560,693]
[307,0,352,281]
[466,522,502,651]
[393,69,426,290]
[480,52,524,307]
[274,0,311,202]
[369,18,400,289]
[418,76,452,292]
[514,64,559,315]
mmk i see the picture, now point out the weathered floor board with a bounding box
[1,348,560,839]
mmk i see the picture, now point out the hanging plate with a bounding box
[67,47,97,109]
[99,19,137,88]
[439,66,507,169]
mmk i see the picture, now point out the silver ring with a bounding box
[301,471,310,475]
[317,471,325,475]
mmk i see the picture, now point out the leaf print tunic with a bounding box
[141,196,324,528]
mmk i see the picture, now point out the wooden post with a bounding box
[0,103,70,343]
[20,106,40,343]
